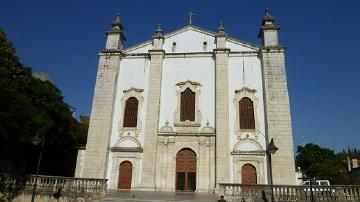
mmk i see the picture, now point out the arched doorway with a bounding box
[118,161,132,189]
[241,164,257,184]
[176,148,196,191]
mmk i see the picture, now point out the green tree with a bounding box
[296,143,348,184]
[0,27,88,185]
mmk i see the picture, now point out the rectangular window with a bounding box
[239,97,255,129]
[123,97,139,127]
[180,88,195,121]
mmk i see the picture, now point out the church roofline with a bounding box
[123,24,259,53]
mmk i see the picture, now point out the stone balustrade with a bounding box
[219,183,360,202]
[26,175,108,198]
[1,174,107,201]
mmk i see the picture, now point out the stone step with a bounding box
[92,190,218,202]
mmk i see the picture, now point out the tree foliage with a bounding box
[0,28,87,178]
[296,143,348,185]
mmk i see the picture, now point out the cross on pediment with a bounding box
[186,11,196,25]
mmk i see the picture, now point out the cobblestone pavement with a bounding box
[92,190,219,202]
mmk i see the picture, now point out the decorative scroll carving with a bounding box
[159,119,174,133]
[123,87,144,93]
[200,120,215,133]
[235,87,257,94]
[176,80,201,87]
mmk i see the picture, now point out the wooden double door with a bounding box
[176,148,197,191]
[241,164,257,184]
[118,161,133,189]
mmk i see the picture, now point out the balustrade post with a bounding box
[219,184,225,198]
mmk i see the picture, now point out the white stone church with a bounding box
[75,10,297,192]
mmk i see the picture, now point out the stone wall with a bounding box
[81,52,121,178]
[260,48,296,185]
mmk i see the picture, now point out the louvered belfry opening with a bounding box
[239,97,255,129]
[180,88,195,121]
[123,97,139,127]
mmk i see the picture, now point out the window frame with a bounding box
[239,97,255,130]
[123,97,139,127]
[180,88,196,122]
[173,80,202,128]
[233,87,259,135]
[119,87,144,137]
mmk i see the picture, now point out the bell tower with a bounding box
[80,14,125,178]
[259,9,296,184]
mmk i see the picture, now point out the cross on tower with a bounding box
[186,11,196,24]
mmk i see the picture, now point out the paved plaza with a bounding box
[92,190,220,202]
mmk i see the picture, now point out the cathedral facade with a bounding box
[75,10,297,192]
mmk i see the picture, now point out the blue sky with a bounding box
[1,0,359,152]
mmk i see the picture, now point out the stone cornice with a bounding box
[261,25,280,31]
[158,132,216,137]
[213,48,231,54]
[110,147,143,153]
[121,51,259,58]
[148,49,165,54]
[231,150,266,156]
[165,52,213,58]
[259,46,286,53]
[99,50,124,56]
[215,32,227,38]
[152,35,165,40]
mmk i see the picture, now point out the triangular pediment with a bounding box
[123,25,259,54]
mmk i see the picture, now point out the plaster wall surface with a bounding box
[125,27,257,54]
[228,55,268,183]
[159,56,215,128]
[105,57,150,183]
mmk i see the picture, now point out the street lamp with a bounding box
[31,133,45,202]
[267,138,278,202]
[255,130,278,202]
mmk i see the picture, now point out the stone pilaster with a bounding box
[259,9,296,185]
[165,138,176,191]
[260,49,296,184]
[81,52,121,178]
[214,22,231,184]
[140,24,165,190]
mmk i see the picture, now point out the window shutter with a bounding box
[239,97,255,129]
[180,88,196,121]
[123,97,139,127]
